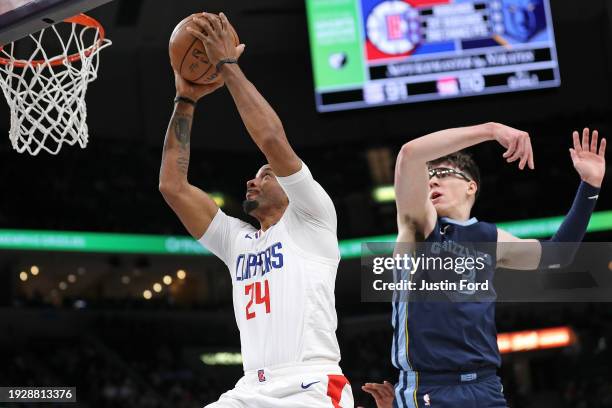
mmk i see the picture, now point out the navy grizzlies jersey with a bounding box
[392,217,501,374]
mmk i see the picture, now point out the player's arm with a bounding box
[360,381,395,408]
[496,230,541,270]
[394,142,437,239]
[497,128,606,270]
[158,74,224,239]
[395,123,533,236]
[188,12,301,177]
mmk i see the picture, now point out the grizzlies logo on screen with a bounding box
[502,0,546,41]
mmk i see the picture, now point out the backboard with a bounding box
[0,0,114,45]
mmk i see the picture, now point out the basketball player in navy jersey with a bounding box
[364,123,606,408]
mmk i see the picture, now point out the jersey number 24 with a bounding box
[245,280,271,320]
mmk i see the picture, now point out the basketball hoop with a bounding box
[0,14,111,155]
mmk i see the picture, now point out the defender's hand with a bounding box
[570,128,606,188]
[174,71,224,102]
[491,123,535,170]
[188,12,245,67]
[361,381,395,408]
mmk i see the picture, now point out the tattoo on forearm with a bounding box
[176,155,190,175]
[174,115,192,148]
[163,112,193,175]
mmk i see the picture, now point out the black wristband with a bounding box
[216,58,238,72]
[174,96,197,106]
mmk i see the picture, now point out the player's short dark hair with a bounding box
[427,151,481,200]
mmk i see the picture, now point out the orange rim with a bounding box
[0,14,106,68]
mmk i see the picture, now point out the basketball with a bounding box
[169,13,239,85]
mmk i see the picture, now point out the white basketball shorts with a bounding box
[204,362,354,408]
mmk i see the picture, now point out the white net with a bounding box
[0,18,111,155]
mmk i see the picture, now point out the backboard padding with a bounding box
[0,0,114,45]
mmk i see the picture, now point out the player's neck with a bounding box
[440,206,471,221]
[256,211,284,232]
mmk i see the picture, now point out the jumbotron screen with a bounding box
[306,0,561,112]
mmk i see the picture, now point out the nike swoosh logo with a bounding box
[588,195,599,200]
[301,381,320,389]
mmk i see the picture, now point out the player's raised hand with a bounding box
[187,12,245,67]
[360,381,395,408]
[491,123,535,170]
[174,71,224,102]
[570,128,606,188]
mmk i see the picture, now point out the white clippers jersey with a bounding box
[198,163,342,372]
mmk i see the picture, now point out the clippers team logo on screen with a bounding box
[365,1,422,60]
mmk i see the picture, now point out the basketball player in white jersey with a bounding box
[159,12,354,408]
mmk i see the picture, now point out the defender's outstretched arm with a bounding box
[395,123,533,237]
[497,128,606,270]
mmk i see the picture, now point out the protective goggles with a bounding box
[428,167,472,182]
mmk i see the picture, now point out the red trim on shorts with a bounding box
[327,374,349,408]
